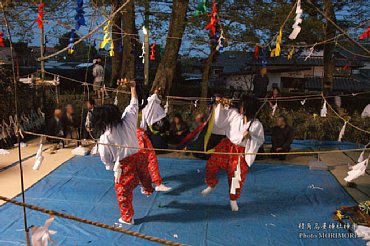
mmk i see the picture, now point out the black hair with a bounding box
[173,113,183,122]
[240,95,260,119]
[278,115,287,123]
[92,104,122,137]
[135,81,148,110]
[87,98,95,106]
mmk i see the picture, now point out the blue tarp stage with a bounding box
[0,156,366,245]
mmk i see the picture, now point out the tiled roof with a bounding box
[305,77,370,92]
[212,51,365,75]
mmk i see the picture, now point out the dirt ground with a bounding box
[0,139,368,207]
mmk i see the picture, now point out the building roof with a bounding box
[305,76,370,92]
[212,51,365,75]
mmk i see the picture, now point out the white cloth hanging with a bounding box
[33,144,44,171]
[320,101,327,117]
[338,121,347,142]
[344,158,368,182]
[31,215,57,246]
[288,0,303,40]
[230,156,241,195]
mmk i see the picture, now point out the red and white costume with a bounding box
[98,98,153,223]
[205,104,264,200]
[136,128,162,186]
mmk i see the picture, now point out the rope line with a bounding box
[22,131,370,156]
[323,96,370,135]
[0,196,187,246]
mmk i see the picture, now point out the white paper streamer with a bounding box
[33,144,44,171]
[114,95,118,106]
[194,100,198,108]
[358,141,370,163]
[272,103,278,116]
[31,215,57,246]
[300,99,306,105]
[305,43,316,61]
[216,30,225,51]
[320,101,327,117]
[230,156,241,195]
[164,98,169,114]
[288,0,303,40]
[338,121,347,142]
[139,42,145,64]
[344,158,368,182]
[113,158,122,184]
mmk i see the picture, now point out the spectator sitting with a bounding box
[62,104,79,146]
[191,112,205,131]
[271,115,294,161]
[46,109,64,151]
[269,87,280,108]
[169,113,189,144]
[361,103,370,118]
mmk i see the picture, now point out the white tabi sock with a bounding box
[230,200,239,212]
[155,184,172,192]
[201,186,214,196]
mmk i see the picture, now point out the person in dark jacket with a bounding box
[253,67,269,99]
[46,109,64,149]
[169,114,189,144]
[271,115,294,161]
[62,104,79,146]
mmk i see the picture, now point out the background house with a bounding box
[190,48,370,94]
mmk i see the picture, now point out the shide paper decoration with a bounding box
[205,2,218,37]
[270,29,282,57]
[31,215,57,246]
[288,47,295,60]
[150,43,156,61]
[216,29,225,51]
[75,0,86,30]
[100,21,114,57]
[359,26,370,40]
[254,45,259,60]
[194,0,207,16]
[289,0,303,40]
[36,2,45,29]
[261,48,267,67]
[0,32,4,47]
[68,29,75,54]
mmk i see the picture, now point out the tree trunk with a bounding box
[200,46,217,106]
[151,0,189,94]
[323,0,336,95]
[121,0,136,80]
[111,12,122,87]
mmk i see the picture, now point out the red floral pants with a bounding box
[205,138,249,201]
[137,128,162,186]
[114,152,154,222]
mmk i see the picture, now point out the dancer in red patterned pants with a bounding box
[137,128,172,192]
[114,152,154,223]
[95,80,153,225]
[201,96,264,212]
[204,138,248,201]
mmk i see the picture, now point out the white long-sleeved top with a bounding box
[140,94,166,130]
[98,97,139,170]
[214,104,264,167]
